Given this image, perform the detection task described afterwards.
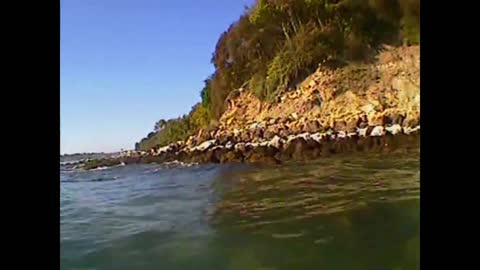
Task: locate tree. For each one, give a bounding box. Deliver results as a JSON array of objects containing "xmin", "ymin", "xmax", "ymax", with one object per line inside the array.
[{"xmin": 154, "ymin": 119, "xmax": 167, "ymax": 132}]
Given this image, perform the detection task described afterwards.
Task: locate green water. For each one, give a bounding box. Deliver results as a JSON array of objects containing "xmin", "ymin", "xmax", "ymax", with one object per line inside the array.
[{"xmin": 61, "ymin": 148, "xmax": 419, "ymax": 270}]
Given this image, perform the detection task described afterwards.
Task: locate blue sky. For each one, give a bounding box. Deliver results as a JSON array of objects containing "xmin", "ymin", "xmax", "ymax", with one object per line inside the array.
[{"xmin": 61, "ymin": 0, "xmax": 254, "ymax": 154}]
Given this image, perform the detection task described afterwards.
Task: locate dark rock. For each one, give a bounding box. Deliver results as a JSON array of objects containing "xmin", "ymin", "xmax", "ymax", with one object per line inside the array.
[
  {"xmin": 124, "ymin": 156, "xmax": 142, "ymax": 165},
  {"xmin": 220, "ymin": 150, "xmax": 243, "ymax": 163},
  {"xmin": 312, "ymin": 98, "xmax": 322, "ymax": 107},
  {"xmin": 254, "ymin": 145, "xmax": 278, "ymax": 157},
  {"xmin": 83, "ymin": 158, "xmax": 123, "ymax": 170},
  {"xmin": 385, "ymin": 114, "xmax": 405, "ymax": 126},
  {"xmin": 366, "ymin": 126, "xmax": 375, "ymax": 136},
  {"xmin": 283, "ymin": 137, "xmax": 310, "ymax": 160},
  {"xmin": 233, "ymin": 135, "xmax": 242, "ymax": 144},
  {"xmin": 279, "ymin": 128, "xmax": 290, "ymax": 138},
  {"xmin": 357, "ymin": 115, "xmax": 369, "ymax": 128},
  {"xmin": 218, "ymin": 135, "xmax": 230, "ymax": 145},
  {"xmin": 371, "ymin": 137, "xmax": 385, "ymax": 151},
  {"xmin": 235, "ymin": 143, "xmax": 246, "ymax": 153},
  {"xmin": 305, "ymin": 138, "xmax": 321, "ymax": 149},
  {"xmin": 356, "ymin": 137, "xmax": 374, "ymax": 152},
  {"xmin": 188, "ymin": 150, "xmax": 210, "ymax": 163},
  {"xmin": 244, "ymin": 146, "xmax": 280, "ymax": 164},
  {"xmin": 175, "ymin": 150, "xmax": 188, "ymax": 161},
  {"xmin": 209, "ymin": 147, "xmax": 227, "ymax": 163},
  {"xmin": 310, "ymin": 146, "xmax": 323, "ymax": 159},
  {"xmin": 253, "ymin": 128, "xmax": 264, "ymax": 139},
  {"xmin": 246, "ymin": 153, "xmax": 281, "ymax": 165},
  {"xmin": 320, "ymin": 140, "xmax": 335, "ymax": 156},
  {"xmin": 263, "ymin": 129, "xmax": 275, "ymax": 140},
  {"xmin": 245, "ymin": 143, "xmax": 256, "ymax": 152},
  {"xmin": 140, "ymin": 155, "xmax": 164, "ymax": 164},
  {"xmin": 333, "ymin": 136, "xmax": 357, "ymax": 153}
]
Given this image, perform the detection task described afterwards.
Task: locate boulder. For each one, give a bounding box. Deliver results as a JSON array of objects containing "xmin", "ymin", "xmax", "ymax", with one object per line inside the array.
[
  {"xmin": 370, "ymin": 126, "xmax": 385, "ymax": 136},
  {"xmin": 385, "ymin": 113, "xmax": 405, "ymax": 126},
  {"xmin": 220, "ymin": 150, "xmax": 244, "ymax": 163},
  {"xmin": 253, "ymin": 128, "xmax": 264, "ymax": 140},
  {"xmin": 279, "ymin": 128, "xmax": 290, "ymax": 138},
  {"xmin": 386, "ymin": 124, "xmax": 402, "ymax": 135},
  {"xmin": 357, "ymin": 114, "xmax": 369, "ymax": 128},
  {"xmin": 234, "ymin": 142, "xmax": 246, "ymax": 153},
  {"xmin": 244, "ymin": 146, "xmax": 280, "ymax": 164},
  {"xmin": 263, "ymin": 129, "xmax": 275, "ymax": 140},
  {"xmin": 208, "ymin": 147, "xmax": 228, "ymax": 163},
  {"xmin": 191, "ymin": 139, "xmax": 216, "ymax": 152},
  {"xmin": 357, "ymin": 127, "xmax": 368, "ymax": 137},
  {"xmin": 283, "ymin": 137, "xmax": 310, "ymax": 160},
  {"xmin": 268, "ymin": 135, "xmax": 284, "ymax": 149}
]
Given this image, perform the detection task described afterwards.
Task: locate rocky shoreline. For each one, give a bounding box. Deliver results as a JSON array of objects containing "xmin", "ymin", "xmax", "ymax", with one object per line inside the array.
[
  {"xmin": 82, "ymin": 122, "xmax": 419, "ymax": 170},
  {"xmin": 82, "ymin": 45, "xmax": 420, "ymax": 170}
]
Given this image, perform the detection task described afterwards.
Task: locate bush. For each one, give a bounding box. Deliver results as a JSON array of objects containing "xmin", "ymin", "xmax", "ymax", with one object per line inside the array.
[{"xmin": 136, "ymin": 103, "xmax": 212, "ymax": 150}]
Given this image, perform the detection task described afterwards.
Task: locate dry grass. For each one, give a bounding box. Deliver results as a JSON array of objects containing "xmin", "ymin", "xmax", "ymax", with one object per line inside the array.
[{"xmin": 219, "ymin": 45, "xmax": 420, "ymax": 129}]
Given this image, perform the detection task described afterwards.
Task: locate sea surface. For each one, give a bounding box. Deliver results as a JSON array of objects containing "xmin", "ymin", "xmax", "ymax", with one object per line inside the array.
[{"xmin": 60, "ymin": 148, "xmax": 420, "ymax": 270}]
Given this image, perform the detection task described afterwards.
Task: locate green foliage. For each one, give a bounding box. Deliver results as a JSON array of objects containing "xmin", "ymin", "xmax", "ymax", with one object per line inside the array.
[
  {"xmin": 154, "ymin": 119, "xmax": 167, "ymax": 132},
  {"xmin": 136, "ymin": 103, "xmax": 212, "ymax": 150},
  {"xmin": 189, "ymin": 103, "xmax": 211, "ymax": 131},
  {"xmin": 248, "ymin": 71, "xmax": 268, "ymax": 100},
  {"xmin": 264, "ymin": 23, "xmax": 341, "ymax": 99},
  {"xmin": 200, "ymin": 79, "xmax": 211, "ymax": 108},
  {"xmin": 399, "ymin": 0, "xmax": 420, "ymax": 45},
  {"xmin": 136, "ymin": 116, "xmax": 189, "ymax": 151},
  {"xmin": 136, "ymin": 75, "xmax": 215, "ymax": 150}
]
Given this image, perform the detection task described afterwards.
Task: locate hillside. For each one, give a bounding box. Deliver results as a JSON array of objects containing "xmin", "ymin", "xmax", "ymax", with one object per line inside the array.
[
  {"xmin": 135, "ymin": 0, "xmax": 420, "ymax": 153},
  {"xmin": 218, "ymin": 45, "xmax": 419, "ymax": 133}
]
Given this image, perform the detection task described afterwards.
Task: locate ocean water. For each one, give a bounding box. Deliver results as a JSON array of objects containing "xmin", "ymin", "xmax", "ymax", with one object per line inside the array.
[{"xmin": 60, "ymin": 148, "xmax": 420, "ymax": 270}]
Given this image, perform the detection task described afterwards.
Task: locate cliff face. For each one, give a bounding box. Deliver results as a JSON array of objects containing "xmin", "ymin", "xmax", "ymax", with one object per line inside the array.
[
  {"xmin": 84, "ymin": 45, "xmax": 420, "ymax": 169},
  {"xmin": 219, "ymin": 45, "xmax": 420, "ymax": 133}
]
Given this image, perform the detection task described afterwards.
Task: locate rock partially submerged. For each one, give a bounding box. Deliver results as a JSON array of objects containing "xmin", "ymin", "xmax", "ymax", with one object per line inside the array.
[{"xmin": 83, "ymin": 123, "xmax": 419, "ymax": 170}]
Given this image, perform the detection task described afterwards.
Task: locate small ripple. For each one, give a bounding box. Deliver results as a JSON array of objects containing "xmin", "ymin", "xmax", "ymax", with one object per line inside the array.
[{"xmin": 271, "ymin": 232, "xmax": 304, "ymax": 239}]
